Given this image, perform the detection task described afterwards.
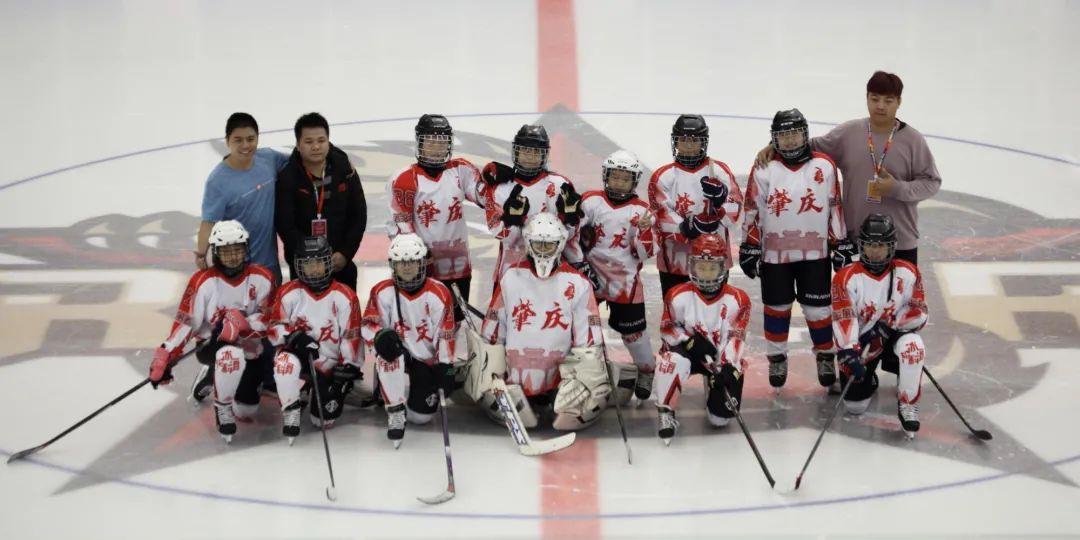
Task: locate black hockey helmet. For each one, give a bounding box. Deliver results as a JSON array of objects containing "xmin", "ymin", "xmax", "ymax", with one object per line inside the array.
[
  {"xmin": 295, "ymin": 236, "xmax": 334, "ymax": 292},
  {"xmin": 415, "ymin": 114, "xmax": 453, "ymax": 167},
  {"xmin": 770, "ymin": 108, "xmax": 811, "ymax": 165},
  {"xmin": 671, "ymin": 114, "xmax": 709, "ymax": 167},
  {"xmin": 512, "ymin": 124, "xmax": 550, "ymax": 176},
  {"xmin": 858, "ymin": 214, "xmax": 897, "ymax": 275}
]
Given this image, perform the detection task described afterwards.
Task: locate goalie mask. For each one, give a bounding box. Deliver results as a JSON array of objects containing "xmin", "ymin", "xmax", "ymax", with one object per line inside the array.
[
  {"xmin": 858, "ymin": 214, "xmax": 897, "ymax": 275},
  {"xmin": 770, "ymin": 108, "xmax": 811, "ymax": 165},
  {"xmin": 689, "ymin": 233, "xmax": 729, "ymax": 295},
  {"xmin": 295, "ymin": 236, "xmax": 333, "ymax": 292},
  {"xmin": 523, "ymin": 212, "xmax": 568, "ymax": 279},
  {"xmin": 208, "ymin": 220, "xmax": 249, "ymax": 278},
  {"xmin": 671, "ymin": 114, "xmax": 709, "ymax": 167},
  {"xmin": 388, "ymin": 233, "xmax": 429, "ymax": 293},
  {"xmin": 512, "ymin": 124, "xmax": 550, "ymax": 177},
  {"xmin": 602, "ymin": 150, "xmax": 643, "ymax": 202},
  {"xmin": 415, "ymin": 114, "xmax": 453, "ymax": 167}
]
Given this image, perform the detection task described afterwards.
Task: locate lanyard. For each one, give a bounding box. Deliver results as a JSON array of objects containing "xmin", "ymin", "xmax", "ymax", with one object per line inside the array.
[
  {"xmin": 866, "ymin": 120, "xmax": 897, "ymax": 180},
  {"xmin": 304, "ymin": 164, "xmax": 328, "ymax": 219}
]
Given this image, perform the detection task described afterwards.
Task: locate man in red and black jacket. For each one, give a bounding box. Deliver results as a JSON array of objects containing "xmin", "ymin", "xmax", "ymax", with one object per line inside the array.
[{"xmin": 275, "ymin": 112, "xmax": 367, "ymax": 290}]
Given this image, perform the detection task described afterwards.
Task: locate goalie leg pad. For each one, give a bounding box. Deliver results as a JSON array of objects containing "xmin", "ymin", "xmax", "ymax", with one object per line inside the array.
[
  {"xmin": 608, "ymin": 360, "xmax": 639, "ymax": 406},
  {"xmin": 554, "ymin": 346, "xmax": 611, "ymax": 419},
  {"xmin": 479, "ymin": 383, "xmax": 538, "ymax": 428},
  {"xmin": 462, "ymin": 327, "xmax": 508, "ymax": 402}
]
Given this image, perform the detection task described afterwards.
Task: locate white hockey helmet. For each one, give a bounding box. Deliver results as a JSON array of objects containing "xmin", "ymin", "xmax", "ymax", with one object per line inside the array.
[
  {"xmin": 208, "ymin": 220, "xmax": 249, "ymax": 277},
  {"xmin": 602, "ymin": 150, "xmax": 643, "ymax": 202},
  {"xmin": 523, "ymin": 212, "xmax": 568, "ymax": 279},
  {"xmin": 388, "ymin": 233, "xmax": 429, "ymax": 292}
]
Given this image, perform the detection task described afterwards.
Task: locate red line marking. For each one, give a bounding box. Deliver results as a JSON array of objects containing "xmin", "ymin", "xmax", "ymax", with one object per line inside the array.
[
  {"xmin": 541, "ymin": 438, "xmax": 600, "ymax": 539},
  {"xmin": 537, "ymin": 0, "xmax": 579, "ymax": 112}
]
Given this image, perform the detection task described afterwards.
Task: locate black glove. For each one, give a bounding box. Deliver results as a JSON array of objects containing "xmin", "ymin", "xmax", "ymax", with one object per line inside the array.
[
  {"xmin": 872, "ymin": 322, "xmax": 905, "ymax": 343},
  {"xmin": 373, "ymin": 328, "xmax": 404, "ymax": 361},
  {"xmin": 838, "ymin": 348, "xmax": 866, "ymax": 380},
  {"xmin": 500, "ymin": 184, "xmax": 530, "ymax": 228},
  {"xmin": 573, "ymin": 262, "xmax": 602, "ymax": 292},
  {"xmin": 330, "ymin": 363, "xmax": 362, "ymax": 396},
  {"xmin": 435, "ymin": 362, "xmax": 455, "ymax": 396},
  {"xmin": 680, "ymin": 332, "xmax": 718, "ymax": 365},
  {"xmin": 700, "ymin": 175, "xmax": 729, "ymax": 210},
  {"xmin": 579, "ymin": 223, "xmax": 597, "ymax": 252},
  {"xmin": 556, "ymin": 183, "xmax": 583, "ymax": 227},
  {"xmin": 831, "ymin": 239, "xmax": 857, "ymax": 272},
  {"xmin": 678, "ymin": 214, "xmax": 720, "ymax": 240},
  {"xmin": 481, "ymin": 161, "xmax": 515, "ymax": 186},
  {"xmin": 717, "ymin": 362, "xmax": 741, "ymax": 394},
  {"xmin": 283, "ymin": 330, "xmax": 319, "ymax": 360},
  {"xmin": 738, "ymin": 242, "xmax": 762, "ymax": 279}
]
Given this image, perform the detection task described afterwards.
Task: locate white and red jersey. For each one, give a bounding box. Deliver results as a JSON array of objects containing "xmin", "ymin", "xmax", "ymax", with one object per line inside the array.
[
  {"xmin": 360, "ymin": 278, "xmax": 455, "ymax": 366},
  {"xmin": 161, "ymin": 265, "xmax": 275, "ymax": 358},
  {"xmin": 648, "ymin": 158, "xmax": 743, "ymax": 275},
  {"xmin": 481, "ymin": 261, "xmax": 603, "ymax": 396},
  {"xmin": 660, "ymin": 282, "xmax": 752, "ymax": 369},
  {"xmin": 743, "ymin": 153, "xmax": 847, "ymax": 264},
  {"xmin": 831, "ymin": 260, "xmax": 928, "ymax": 352},
  {"xmin": 265, "ymin": 280, "xmax": 362, "ymax": 372},
  {"xmin": 387, "ymin": 159, "xmax": 484, "ymax": 280},
  {"xmin": 579, "ymin": 191, "xmax": 655, "ymax": 304},
  {"xmin": 484, "ymin": 170, "xmax": 585, "ymax": 279}
]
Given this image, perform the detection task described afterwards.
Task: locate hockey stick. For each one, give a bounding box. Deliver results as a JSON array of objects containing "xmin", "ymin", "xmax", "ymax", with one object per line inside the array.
[
  {"xmin": 8, "ymin": 344, "xmax": 202, "ymax": 464},
  {"xmin": 600, "ymin": 344, "xmax": 633, "ymax": 465},
  {"xmin": 449, "ymin": 283, "xmax": 575, "ymax": 456},
  {"xmin": 922, "ymin": 366, "xmax": 992, "ymax": 441},
  {"xmin": 417, "ymin": 388, "xmax": 456, "ymax": 504},
  {"xmin": 792, "ymin": 376, "xmax": 856, "ymax": 491},
  {"xmin": 305, "ymin": 359, "xmax": 339, "ymax": 501},
  {"xmin": 715, "ymin": 377, "xmax": 775, "ymax": 488}
]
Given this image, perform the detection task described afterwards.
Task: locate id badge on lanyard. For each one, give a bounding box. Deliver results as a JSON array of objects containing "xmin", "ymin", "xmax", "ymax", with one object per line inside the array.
[
  {"xmin": 307, "ymin": 166, "xmax": 330, "ymax": 237},
  {"xmin": 311, "ymin": 217, "xmax": 327, "ymax": 237},
  {"xmin": 866, "ymin": 121, "xmax": 896, "ymax": 204}
]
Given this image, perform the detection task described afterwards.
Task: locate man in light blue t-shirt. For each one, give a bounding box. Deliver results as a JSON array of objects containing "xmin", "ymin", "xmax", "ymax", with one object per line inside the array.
[{"xmin": 196, "ymin": 113, "xmax": 289, "ymax": 283}]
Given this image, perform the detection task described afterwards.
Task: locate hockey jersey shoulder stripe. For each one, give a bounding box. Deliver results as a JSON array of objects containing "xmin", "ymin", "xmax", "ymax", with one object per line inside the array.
[
  {"xmin": 810, "ymin": 151, "xmax": 838, "ymax": 169},
  {"xmin": 650, "ymin": 162, "xmax": 677, "ymax": 182},
  {"xmin": 423, "ymin": 278, "xmax": 454, "ymax": 306},
  {"xmin": 246, "ymin": 263, "xmax": 275, "ymax": 283}
]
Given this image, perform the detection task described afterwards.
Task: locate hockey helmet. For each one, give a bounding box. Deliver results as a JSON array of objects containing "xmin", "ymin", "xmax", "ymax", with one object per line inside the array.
[
  {"xmin": 689, "ymin": 233, "xmax": 729, "ymax": 294},
  {"xmin": 208, "ymin": 220, "xmax": 249, "ymax": 278},
  {"xmin": 858, "ymin": 214, "xmax": 897, "ymax": 275},
  {"xmin": 523, "ymin": 212, "xmax": 568, "ymax": 279},
  {"xmin": 602, "ymin": 150, "xmax": 644, "ymax": 202},
  {"xmin": 671, "ymin": 114, "xmax": 709, "ymax": 167},
  {"xmin": 388, "ymin": 233, "xmax": 429, "ymax": 292},
  {"xmin": 512, "ymin": 124, "xmax": 550, "ymax": 177},
  {"xmin": 415, "ymin": 114, "xmax": 453, "ymax": 167},
  {"xmin": 770, "ymin": 108, "xmax": 811, "ymax": 165},
  {"xmin": 295, "ymin": 236, "xmax": 334, "ymax": 292}
]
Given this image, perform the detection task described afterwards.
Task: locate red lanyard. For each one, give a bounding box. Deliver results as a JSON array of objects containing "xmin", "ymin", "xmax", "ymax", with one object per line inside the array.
[
  {"xmin": 304, "ymin": 165, "xmax": 327, "ymax": 219},
  {"xmin": 866, "ymin": 120, "xmax": 897, "ymax": 179}
]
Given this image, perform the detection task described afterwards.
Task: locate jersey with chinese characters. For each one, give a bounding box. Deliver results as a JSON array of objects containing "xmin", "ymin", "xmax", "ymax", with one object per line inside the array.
[
  {"xmin": 831, "ymin": 260, "xmax": 927, "ymax": 353},
  {"xmin": 648, "ymin": 158, "xmax": 743, "ymax": 275},
  {"xmin": 660, "ymin": 282, "xmax": 751, "ymax": 370},
  {"xmin": 361, "ymin": 278, "xmax": 455, "ymax": 366},
  {"xmin": 743, "ymin": 152, "xmax": 847, "ymax": 264},
  {"xmin": 161, "ymin": 264, "xmax": 274, "ymax": 358},
  {"xmin": 481, "ymin": 261, "xmax": 603, "ymax": 396},
  {"xmin": 484, "ymin": 170, "xmax": 584, "ymax": 280},
  {"xmin": 579, "ymin": 191, "xmax": 655, "ymax": 304},
  {"xmin": 387, "ymin": 159, "xmax": 484, "ymax": 280},
  {"xmin": 265, "ymin": 280, "xmax": 362, "ymax": 372}
]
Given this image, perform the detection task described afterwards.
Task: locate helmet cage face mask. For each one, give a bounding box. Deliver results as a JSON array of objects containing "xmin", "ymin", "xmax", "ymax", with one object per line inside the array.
[
  {"xmin": 859, "ymin": 239, "xmax": 896, "ymax": 274},
  {"xmin": 416, "ymin": 133, "xmax": 452, "ymax": 167},
  {"xmin": 522, "ymin": 214, "xmax": 567, "ymax": 279},
  {"xmin": 390, "ymin": 259, "xmax": 426, "ymax": 292},
  {"xmin": 689, "ymin": 255, "xmax": 728, "ymax": 294},
  {"xmin": 671, "ymin": 135, "xmax": 708, "ymax": 167},
  {"xmin": 208, "ymin": 220, "xmax": 250, "ymax": 278},
  {"xmin": 297, "ymin": 252, "xmax": 333, "ymax": 291},
  {"xmin": 213, "ymin": 243, "xmax": 249, "ymax": 278},
  {"xmin": 771, "ymin": 126, "xmax": 810, "ymax": 161},
  {"xmin": 513, "ymin": 145, "xmax": 548, "ymax": 176},
  {"xmin": 603, "ymin": 166, "xmax": 641, "ymax": 202}
]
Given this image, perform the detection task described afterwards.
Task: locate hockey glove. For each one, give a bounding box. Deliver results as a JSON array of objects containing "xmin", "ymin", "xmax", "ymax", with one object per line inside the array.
[
  {"xmin": 872, "ymin": 322, "xmax": 906, "ymax": 343},
  {"xmin": 556, "ymin": 183, "xmax": 584, "ymax": 227},
  {"xmin": 435, "ymin": 362, "xmax": 455, "ymax": 397},
  {"xmin": 330, "ymin": 362, "xmax": 362, "ymax": 396},
  {"xmin": 738, "ymin": 242, "xmax": 762, "ymax": 279},
  {"xmin": 481, "ymin": 161, "xmax": 515, "ymax": 186},
  {"xmin": 283, "ymin": 330, "xmax": 319, "ymax": 361},
  {"xmin": 678, "ymin": 214, "xmax": 720, "ymax": 240},
  {"xmin": 700, "ymin": 175, "xmax": 729, "ymax": 215},
  {"xmin": 716, "ymin": 362, "xmax": 742, "ymax": 410},
  {"xmin": 579, "ymin": 223, "xmax": 598, "ymax": 253},
  {"xmin": 837, "ymin": 348, "xmax": 866, "ymax": 380},
  {"xmin": 572, "ymin": 261, "xmax": 602, "ymax": 292},
  {"xmin": 219, "ymin": 308, "xmax": 251, "ymax": 344},
  {"xmin": 149, "ymin": 345, "xmax": 175, "ymax": 388},
  {"xmin": 500, "ymin": 184, "xmax": 530, "ymax": 228},
  {"xmin": 373, "ymin": 328, "xmax": 405, "ymax": 361},
  {"xmin": 830, "ymin": 239, "xmax": 857, "ymax": 272},
  {"xmin": 681, "ymin": 332, "xmax": 718, "ymax": 366}
]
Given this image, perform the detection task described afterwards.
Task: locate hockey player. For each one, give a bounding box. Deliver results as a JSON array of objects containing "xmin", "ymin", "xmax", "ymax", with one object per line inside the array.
[
  {"xmin": 481, "ymin": 124, "xmax": 585, "ymax": 284},
  {"xmin": 361, "ymin": 233, "xmax": 456, "ymax": 448},
  {"xmin": 387, "ymin": 114, "xmax": 484, "ymax": 331},
  {"xmin": 832, "ymin": 214, "xmax": 928, "ymax": 437},
  {"xmin": 740, "ymin": 109, "xmax": 856, "ymax": 391},
  {"xmin": 265, "ymin": 236, "xmax": 362, "ymax": 444},
  {"xmin": 579, "ymin": 150, "xmax": 657, "ymax": 402},
  {"xmin": 478, "ymin": 212, "xmax": 610, "ymax": 431},
  {"xmin": 148, "ymin": 220, "xmax": 275, "ymax": 443},
  {"xmin": 649, "ymin": 114, "xmax": 743, "ymax": 299},
  {"xmin": 652, "ymin": 233, "xmax": 751, "ymax": 445}
]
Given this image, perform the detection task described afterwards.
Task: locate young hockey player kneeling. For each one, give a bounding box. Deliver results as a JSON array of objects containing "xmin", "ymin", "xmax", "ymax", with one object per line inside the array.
[{"xmin": 652, "ymin": 233, "xmax": 752, "ymax": 445}]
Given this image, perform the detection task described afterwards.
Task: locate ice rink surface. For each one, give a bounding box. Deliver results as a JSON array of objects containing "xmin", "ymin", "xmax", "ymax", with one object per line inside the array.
[{"xmin": 1, "ymin": 1, "xmax": 1078, "ymax": 538}]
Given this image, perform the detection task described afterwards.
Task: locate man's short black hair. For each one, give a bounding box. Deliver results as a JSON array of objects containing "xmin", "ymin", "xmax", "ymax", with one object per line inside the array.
[
  {"xmin": 294, "ymin": 112, "xmax": 330, "ymax": 140},
  {"xmin": 225, "ymin": 112, "xmax": 259, "ymax": 138}
]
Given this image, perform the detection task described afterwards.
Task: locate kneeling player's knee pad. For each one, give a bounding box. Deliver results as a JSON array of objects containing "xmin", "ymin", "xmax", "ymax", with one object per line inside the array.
[
  {"xmin": 609, "ymin": 360, "xmax": 638, "ymax": 406},
  {"xmin": 310, "ymin": 378, "xmax": 345, "ymax": 422},
  {"xmin": 406, "ymin": 360, "xmax": 439, "ymax": 415},
  {"xmin": 706, "ymin": 374, "xmax": 743, "ymax": 419},
  {"xmin": 309, "ymin": 412, "xmax": 335, "ymax": 428},
  {"xmin": 479, "ymin": 384, "xmax": 538, "ymax": 429},
  {"xmin": 406, "ymin": 407, "xmax": 434, "ymax": 425}
]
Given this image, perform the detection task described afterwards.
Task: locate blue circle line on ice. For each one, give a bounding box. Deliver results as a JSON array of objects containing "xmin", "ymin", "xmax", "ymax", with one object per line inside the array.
[
  {"xmin": 1, "ymin": 110, "xmax": 1076, "ymax": 193},
  {"xmin": 2, "ymin": 447, "xmax": 1077, "ymax": 519}
]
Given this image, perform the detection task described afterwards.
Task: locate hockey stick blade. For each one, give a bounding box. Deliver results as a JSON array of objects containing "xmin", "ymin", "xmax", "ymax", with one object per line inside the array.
[
  {"xmin": 922, "ymin": 366, "xmax": 993, "ymax": 441},
  {"xmin": 519, "ymin": 432, "xmax": 577, "ymax": 456},
  {"xmin": 417, "ymin": 488, "xmax": 456, "ymax": 505}
]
